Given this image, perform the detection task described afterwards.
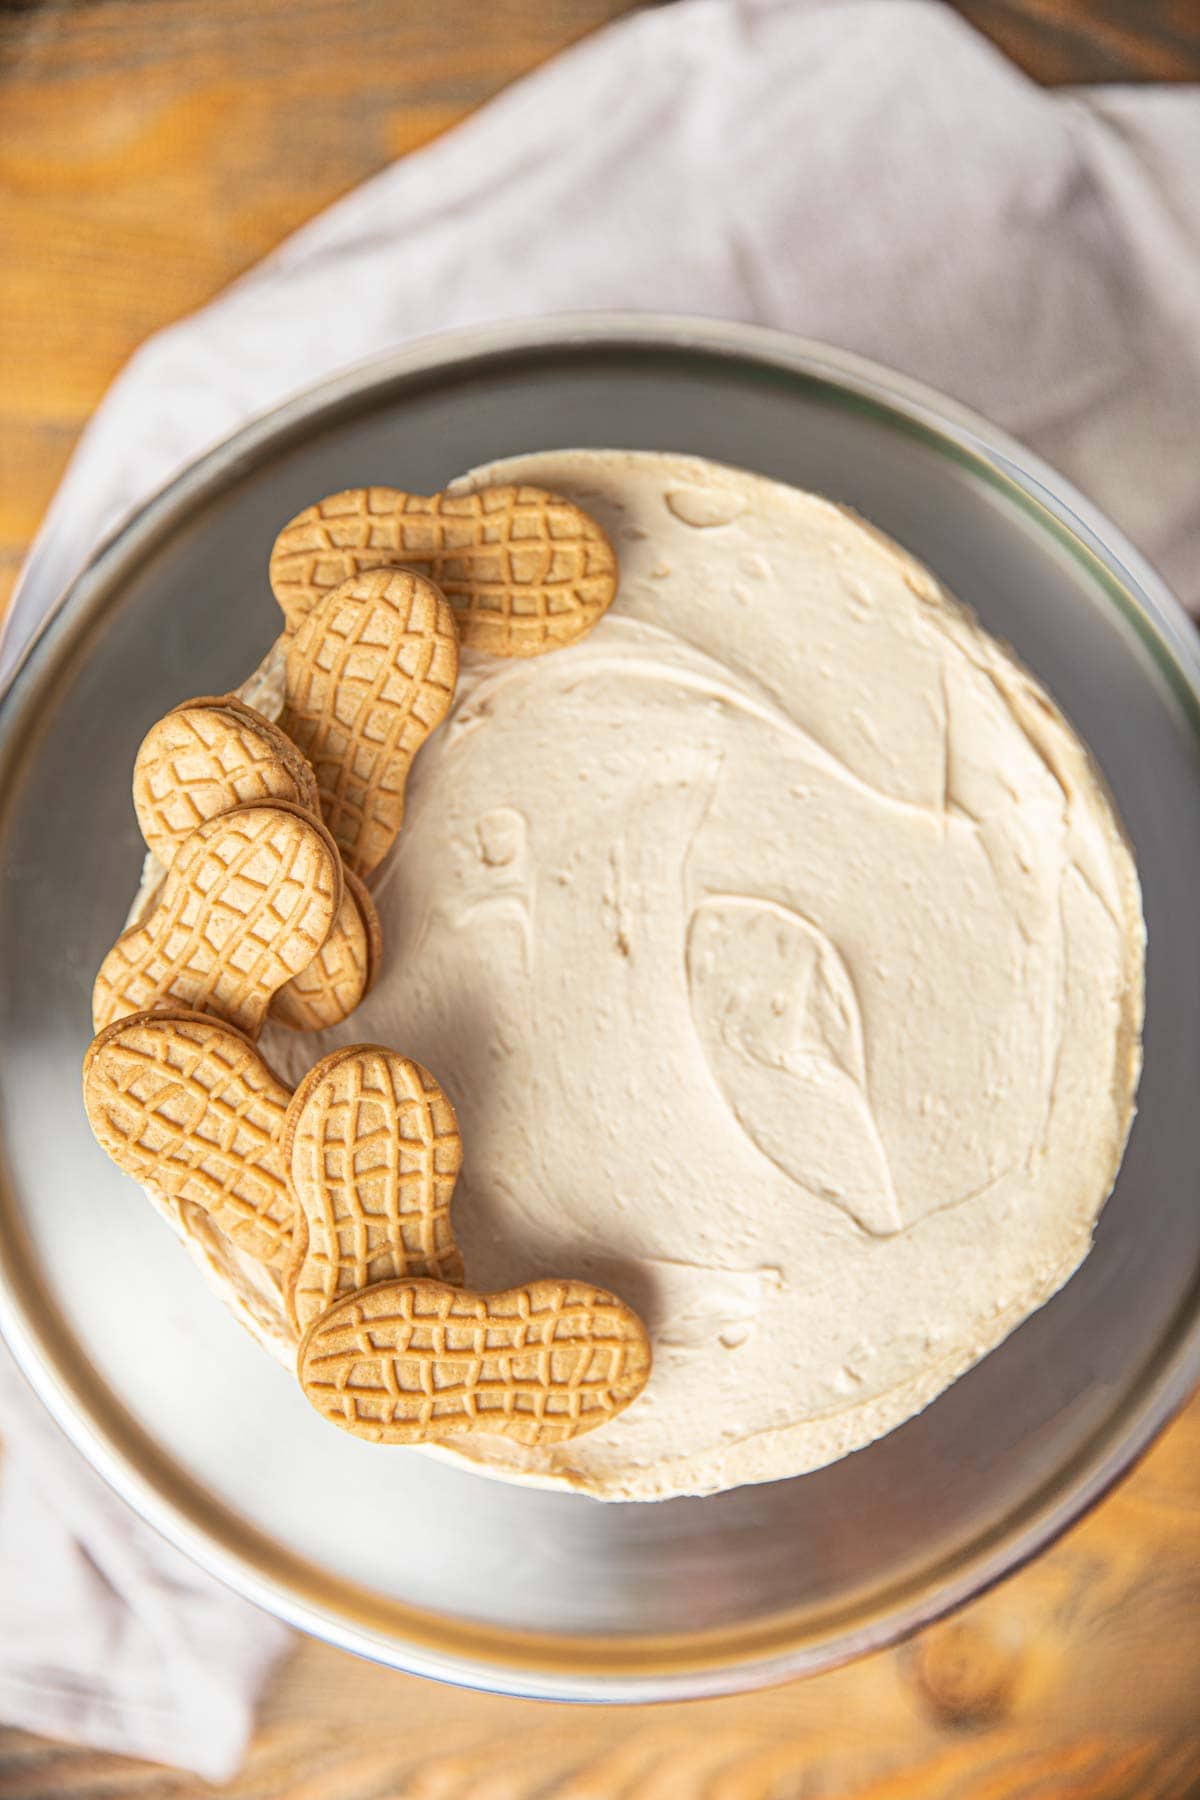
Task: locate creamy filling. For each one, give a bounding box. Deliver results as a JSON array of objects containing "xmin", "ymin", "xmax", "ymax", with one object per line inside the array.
[{"xmin": 133, "ymin": 451, "xmax": 1144, "ymax": 1501}]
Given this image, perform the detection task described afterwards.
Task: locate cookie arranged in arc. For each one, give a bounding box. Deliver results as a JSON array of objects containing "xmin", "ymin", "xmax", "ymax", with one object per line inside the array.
[
  {"xmin": 93, "ymin": 802, "xmax": 343, "ymax": 1037},
  {"xmin": 283, "ymin": 1046, "xmax": 465, "ymax": 1334},
  {"xmin": 269, "ymin": 868, "xmax": 382, "ymax": 1033},
  {"xmin": 297, "ymin": 1277, "xmax": 652, "ymax": 1446},
  {"xmin": 83, "ymin": 1010, "xmax": 294, "ymax": 1267},
  {"xmin": 135, "ymin": 697, "xmax": 375, "ymax": 1033},
  {"xmin": 133, "ymin": 695, "xmax": 321, "ymax": 867},
  {"xmin": 87, "ymin": 481, "xmax": 649, "ymax": 1452},
  {"xmin": 278, "ymin": 568, "xmax": 459, "ymax": 878},
  {"xmin": 269, "ymin": 484, "xmax": 619, "ymax": 658}
]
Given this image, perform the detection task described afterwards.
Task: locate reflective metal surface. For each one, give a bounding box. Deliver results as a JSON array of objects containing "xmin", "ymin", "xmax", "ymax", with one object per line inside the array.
[{"xmin": 2, "ymin": 317, "xmax": 1199, "ymax": 1699}]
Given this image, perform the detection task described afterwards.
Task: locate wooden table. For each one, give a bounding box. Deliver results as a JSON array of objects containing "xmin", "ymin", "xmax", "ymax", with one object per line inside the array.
[{"xmin": 2, "ymin": 4, "xmax": 1199, "ymax": 1796}]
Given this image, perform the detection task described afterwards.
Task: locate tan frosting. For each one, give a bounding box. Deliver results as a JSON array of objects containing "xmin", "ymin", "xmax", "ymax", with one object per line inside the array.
[{"xmin": 131, "ymin": 450, "xmax": 1145, "ymax": 1501}]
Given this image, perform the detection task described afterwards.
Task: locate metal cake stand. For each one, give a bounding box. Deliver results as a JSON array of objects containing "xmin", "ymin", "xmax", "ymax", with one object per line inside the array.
[{"xmin": 1, "ymin": 316, "xmax": 1199, "ymax": 1698}]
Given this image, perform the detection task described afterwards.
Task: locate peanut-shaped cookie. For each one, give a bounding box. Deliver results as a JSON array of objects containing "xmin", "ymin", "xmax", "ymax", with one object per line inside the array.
[
  {"xmin": 134, "ymin": 697, "xmax": 374, "ymax": 1033},
  {"xmin": 268, "ymin": 867, "xmax": 381, "ymax": 1033},
  {"xmin": 133, "ymin": 696, "xmax": 321, "ymax": 866},
  {"xmin": 83, "ymin": 1010, "xmax": 294, "ymax": 1267},
  {"xmin": 269, "ymin": 484, "xmax": 618, "ymax": 657},
  {"xmin": 297, "ymin": 1277, "xmax": 651, "ymax": 1446},
  {"xmin": 93, "ymin": 802, "xmax": 342, "ymax": 1037},
  {"xmin": 278, "ymin": 569, "xmax": 459, "ymax": 877},
  {"xmin": 282, "ymin": 1046, "xmax": 464, "ymax": 1334}
]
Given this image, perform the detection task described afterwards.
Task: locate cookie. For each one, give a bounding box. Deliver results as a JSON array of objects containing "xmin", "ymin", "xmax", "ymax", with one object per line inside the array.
[
  {"xmin": 133, "ymin": 695, "xmax": 321, "ymax": 866},
  {"xmin": 269, "ymin": 868, "xmax": 381, "ymax": 1032},
  {"xmin": 297, "ymin": 1276, "xmax": 651, "ymax": 1446},
  {"xmin": 93, "ymin": 801, "xmax": 342, "ymax": 1037},
  {"xmin": 278, "ymin": 568, "xmax": 459, "ymax": 877},
  {"xmin": 269, "ymin": 484, "xmax": 618, "ymax": 657},
  {"xmin": 83, "ymin": 1010, "xmax": 294, "ymax": 1267},
  {"xmin": 282, "ymin": 1046, "xmax": 464, "ymax": 1334},
  {"xmin": 135, "ymin": 698, "xmax": 375, "ymax": 1031}
]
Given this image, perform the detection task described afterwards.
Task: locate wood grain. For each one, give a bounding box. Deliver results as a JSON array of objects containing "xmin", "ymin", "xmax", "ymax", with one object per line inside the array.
[
  {"xmin": 2, "ymin": 1395, "xmax": 1200, "ymax": 1795},
  {"xmin": 3, "ymin": 2, "xmax": 1200, "ymax": 1796},
  {"xmin": 0, "ymin": 0, "xmax": 643, "ymax": 616},
  {"xmin": 953, "ymin": 1, "xmax": 1200, "ymax": 84},
  {"xmin": 1, "ymin": 0, "xmax": 1198, "ymax": 620}
]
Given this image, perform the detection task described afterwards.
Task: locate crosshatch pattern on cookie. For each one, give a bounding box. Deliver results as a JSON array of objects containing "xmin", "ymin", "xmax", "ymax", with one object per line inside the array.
[
  {"xmin": 284, "ymin": 1049, "xmax": 464, "ymax": 1333},
  {"xmin": 84, "ymin": 1011, "xmax": 294, "ymax": 1266},
  {"xmin": 298, "ymin": 1277, "xmax": 652, "ymax": 1445},
  {"xmin": 93, "ymin": 803, "xmax": 342, "ymax": 1036},
  {"xmin": 269, "ymin": 868, "xmax": 377, "ymax": 1032},
  {"xmin": 279, "ymin": 568, "xmax": 459, "ymax": 877},
  {"xmin": 133, "ymin": 701, "xmax": 320, "ymax": 867},
  {"xmin": 269, "ymin": 485, "xmax": 619, "ymax": 656}
]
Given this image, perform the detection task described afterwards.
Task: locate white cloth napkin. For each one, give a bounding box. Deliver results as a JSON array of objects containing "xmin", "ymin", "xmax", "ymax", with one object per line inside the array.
[
  {"xmin": 0, "ymin": 1343, "xmax": 288, "ymax": 1780},
  {"xmin": 1, "ymin": 0, "xmax": 1198, "ymax": 1778}
]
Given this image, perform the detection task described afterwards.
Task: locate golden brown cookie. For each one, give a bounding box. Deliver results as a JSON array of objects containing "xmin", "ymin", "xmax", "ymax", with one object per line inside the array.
[
  {"xmin": 135, "ymin": 699, "xmax": 376, "ymax": 1033},
  {"xmin": 297, "ymin": 1277, "xmax": 652, "ymax": 1446},
  {"xmin": 83, "ymin": 1009, "xmax": 294, "ymax": 1267},
  {"xmin": 343, "ymin": 868, "xmax": 383, "ymax": 989},
  {"xmin": 268, "ymin": 867, "xmax": 381, "ymax": 1032},
  {"xmin": 269, "ymin": 484, "xmax": 618, "ymax": 657},
  {"xmin": 278, "ymin": 568, "xmax": 459, "ymax": 877},
  {"xmin": 93, "ymin": 802, "xmax": 342, "ymax": 1037},
  {"xmin": 282, "ymin": 1046, "xmax": 464, "ymax": 1334},
  {"xmin": 133, "ymin": 695, "xmax": 321, "ymax": 866}
]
